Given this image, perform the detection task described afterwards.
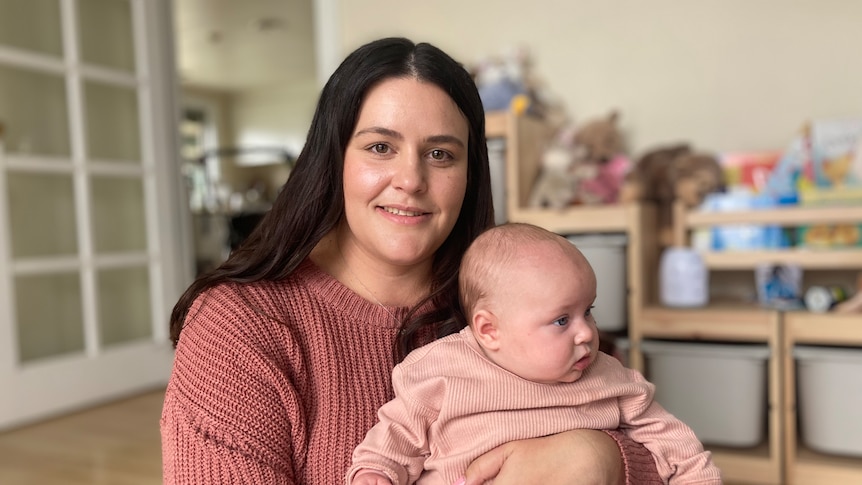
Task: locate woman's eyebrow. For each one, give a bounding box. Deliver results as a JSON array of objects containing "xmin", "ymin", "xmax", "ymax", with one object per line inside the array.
[
  {"xmin": 425, "ymin": 134, "xmax": 465, "ymax": 148},
  {"xmin": 353, "ymin": 128, "xmax": 465, "ymax": 148},
  {"xmin": 354, "ymin": 126, "xmax": 402, "ymax": 139}
]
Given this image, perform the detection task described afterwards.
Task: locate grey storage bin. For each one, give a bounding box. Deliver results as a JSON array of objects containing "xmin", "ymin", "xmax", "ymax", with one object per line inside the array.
[
  {"xmin": 794, "ymin": 345, "xmax": 862, "ymax": 457},
  {"xmin": 640, "ymin": 339, "xmax": 770, "ymax": 447},
  {"xmin": 566, "ymin": 234, "xmax": 627, "ymax": 331}
]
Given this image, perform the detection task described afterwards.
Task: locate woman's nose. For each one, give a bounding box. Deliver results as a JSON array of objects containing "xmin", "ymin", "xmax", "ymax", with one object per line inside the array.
[{"xmin": 392, "ymin": 153, "xmax": 427, "ymax": 193}]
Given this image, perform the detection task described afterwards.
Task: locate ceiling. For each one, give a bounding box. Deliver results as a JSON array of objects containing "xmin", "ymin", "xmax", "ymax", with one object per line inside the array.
[{"xmin": 173, "ymin": 0, "xmax": 317, "ymax": 91}]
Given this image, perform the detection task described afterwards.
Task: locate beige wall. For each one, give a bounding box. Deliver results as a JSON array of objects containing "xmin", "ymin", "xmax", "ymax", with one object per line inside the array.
[{"xmin": 338, "ymin": 0, "xmax": 862, "ymax": 155}]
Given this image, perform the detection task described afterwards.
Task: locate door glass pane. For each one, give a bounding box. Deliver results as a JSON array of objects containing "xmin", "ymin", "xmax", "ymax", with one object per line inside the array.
[
  {"xmin": 77, "ymin": 0, "xmax": 135, "ymax": 72},
  {"xmin": 90, "ymin": 175, "xmax": 146, "ymax": 252},
  {"xmin": 84, "ymin": 80, "xmax": 140, "ymax": 161},
  {"xmin": 6, "ymin": 172, "xmax": 78, "ymax": 258},
  {"xmin": 0, "ymin": 0, "xmax": 63, "ymax": 56},
  {"xmin": 15, "ymin": 272, "xmax": 85, "ymax": 363},
  {"xmin": 0, "ymin": 64, "xmax": 71, "ymax": 156},
  {"xmin": 97, "ymin": 265, "xmax": 151, "ymax": 346}
]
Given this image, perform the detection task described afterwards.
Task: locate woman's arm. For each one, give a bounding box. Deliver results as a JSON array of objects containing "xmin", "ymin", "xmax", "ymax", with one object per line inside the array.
[
  {"xmin": 461, "ymin": 429, "xmax": 662, "ymax": 485},
  {"xmin": 161, "ymin": 289, "xmax": 299, "ymax": 484}
]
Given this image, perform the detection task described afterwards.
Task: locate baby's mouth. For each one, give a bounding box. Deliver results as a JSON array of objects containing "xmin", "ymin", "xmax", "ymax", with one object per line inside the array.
[{"xmin": 574, "ymin": 353, "xmax": 592, "ymax": 371}]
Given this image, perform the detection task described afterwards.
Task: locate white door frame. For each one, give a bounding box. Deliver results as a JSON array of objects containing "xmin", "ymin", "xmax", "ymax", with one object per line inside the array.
[{"xmin": 0, "ymin": 0, "xmax": 189, "ymax": 431}]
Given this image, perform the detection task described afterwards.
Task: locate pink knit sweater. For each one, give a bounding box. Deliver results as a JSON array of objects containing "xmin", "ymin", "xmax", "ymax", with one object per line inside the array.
[{"xmin": 161, "ymin": 260, "xmax": 662, "ymax": 484}]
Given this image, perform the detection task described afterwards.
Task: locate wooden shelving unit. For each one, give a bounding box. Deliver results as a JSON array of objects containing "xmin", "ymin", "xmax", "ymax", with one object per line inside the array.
[
  {"xmin": 667, "ymin": 202, "xmax": 862, "ymax": 485},
  {"xmin": 636, "ymin": 305, "xmax": 784, "ymax": 484},
  {"xmin": 783, "ymin": 312, "xmax": 862, "ymax": 484},
  {"xmin": 487, "ymin": 110, "xmax": 862, "ymax": 484}
]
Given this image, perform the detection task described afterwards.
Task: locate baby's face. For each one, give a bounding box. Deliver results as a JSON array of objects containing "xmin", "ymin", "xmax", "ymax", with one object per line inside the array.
[{"xmin": 490, "ymin": 242, "xmax": 598, "ymax": 384}]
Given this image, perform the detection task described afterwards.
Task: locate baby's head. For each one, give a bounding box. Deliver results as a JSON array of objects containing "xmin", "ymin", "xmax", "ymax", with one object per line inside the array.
[{"xmin": 458, "ymin": 223, "xmax": 599, "ymax": 384}]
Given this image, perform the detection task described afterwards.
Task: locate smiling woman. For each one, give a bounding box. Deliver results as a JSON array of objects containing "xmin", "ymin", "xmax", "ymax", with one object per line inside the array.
[
  {"xmin": 337, "ymin": 77, "xmax": 470, "ymax": 299},
  {"xmin": 161, "ymin": 37, "xmax": 661, "ymax": 485}
]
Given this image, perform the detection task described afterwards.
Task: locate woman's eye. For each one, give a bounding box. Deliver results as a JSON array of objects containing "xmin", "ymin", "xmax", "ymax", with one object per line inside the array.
[
  {"xmin": 552, "ymin": 316, "xmax": 569, "ymax": 327},
  {"xmin": 370, "ymin": 143, "xmax": 390, "ymax": 155},
  {"xmin": 429, "ymin": 149, "xmax": 453, "ymax": 162}
]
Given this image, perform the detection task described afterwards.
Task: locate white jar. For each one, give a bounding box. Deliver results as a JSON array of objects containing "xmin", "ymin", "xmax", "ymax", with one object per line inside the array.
[{"xmin": 660, "ymin": 247, "xmax": 708, "ymax": 307}]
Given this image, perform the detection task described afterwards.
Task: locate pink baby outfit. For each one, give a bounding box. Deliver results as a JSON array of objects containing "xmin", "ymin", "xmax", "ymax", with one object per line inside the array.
[{"xmin": 348, "ymin": 327, "xmax": 721, "ymax": 485}]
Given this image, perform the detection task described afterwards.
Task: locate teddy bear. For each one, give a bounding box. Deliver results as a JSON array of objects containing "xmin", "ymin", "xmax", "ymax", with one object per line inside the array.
[
  {"xmin": 528, "ymin": 138, "xmax": 579, "ymax": 209},
  {"xmin": 619, "ymin": 143, "xmax": 725, "ymax": 246},
  {"xmin": 529, "ymin": 111, "xmax": 629, "ymax": 208},
  {"xmin": 569, "ymin": 110, "xmax": 630, "ymax": 205}
]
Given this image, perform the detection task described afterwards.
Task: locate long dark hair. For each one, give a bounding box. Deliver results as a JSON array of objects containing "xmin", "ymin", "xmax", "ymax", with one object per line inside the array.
[{"xmin": 169, "ymin": 37, "xmax": 494, "ymax": 359}]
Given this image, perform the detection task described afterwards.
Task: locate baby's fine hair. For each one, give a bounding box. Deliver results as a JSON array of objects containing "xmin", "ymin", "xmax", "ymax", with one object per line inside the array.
[{"xmin": 458, "ymin": 223, "xmax": 578, "ymax": 320}]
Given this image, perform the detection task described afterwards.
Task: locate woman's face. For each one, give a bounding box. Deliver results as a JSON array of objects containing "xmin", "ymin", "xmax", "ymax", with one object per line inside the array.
[{"xmin": 341, "ymin": 77, "xmax": 469, "ymax": 270}]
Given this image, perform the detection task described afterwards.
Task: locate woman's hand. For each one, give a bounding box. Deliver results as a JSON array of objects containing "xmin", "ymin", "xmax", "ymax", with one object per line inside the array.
[
  {"xmin": 460, "ymin": 429, "xmax": 625, "ymax": 485},
  {"xmin": 350, "ymin": 469, "xmax": 394, "ymax": 485}
]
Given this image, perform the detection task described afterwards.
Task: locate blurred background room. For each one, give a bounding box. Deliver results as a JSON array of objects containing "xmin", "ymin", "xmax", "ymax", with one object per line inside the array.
[{"xmin": 1, "ymin": 0, "xmax": 861, "ymax": 483}]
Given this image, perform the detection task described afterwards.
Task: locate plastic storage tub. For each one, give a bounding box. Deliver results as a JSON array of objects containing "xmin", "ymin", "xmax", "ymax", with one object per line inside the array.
[
  {"xmin": 794, "ymin": 345, "xmax": 862, "ymax": 457},
  {"xmin": 566, "ymin": 234, "xmax": 627, "ymax": 331},
  {"xmin": 640, "ymin": 340, "xmax": 770, "ymax": 447}
]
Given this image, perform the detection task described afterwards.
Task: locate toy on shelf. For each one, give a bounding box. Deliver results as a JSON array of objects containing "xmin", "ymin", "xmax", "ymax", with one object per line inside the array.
[
  {"xmin": 472, "ymin": 46, "xmax": 559, "ymax": 119},
  {"xmin": 619, "ymin": 143, "xmax": 725, "ymax": 246},
  {"xmin": 528, "ymin": 111, "xmax": 630, "ymax": 208},
  {"xmin": 764, "ymin": 118, "xmax": 862, "ymax": 205}
]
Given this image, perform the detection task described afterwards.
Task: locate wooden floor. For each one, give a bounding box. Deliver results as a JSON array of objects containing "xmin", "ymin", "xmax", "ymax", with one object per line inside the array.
[{"xmin": 0, "ymin": 389, "xmax": 165, "ymax": 485}]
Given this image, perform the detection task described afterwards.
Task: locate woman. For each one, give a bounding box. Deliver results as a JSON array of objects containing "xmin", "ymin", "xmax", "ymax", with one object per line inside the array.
[{"xmin": 161, "ymin": 37, "xmax": 660, "ymax": 484}]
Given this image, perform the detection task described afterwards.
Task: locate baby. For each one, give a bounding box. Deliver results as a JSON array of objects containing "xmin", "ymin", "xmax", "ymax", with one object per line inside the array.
[{"xmin": 347, "ymin": 222, "xmax": 721, "ymax": 485}]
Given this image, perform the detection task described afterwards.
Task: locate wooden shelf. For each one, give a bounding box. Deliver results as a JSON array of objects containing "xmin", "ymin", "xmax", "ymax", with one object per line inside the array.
[
  {"xmin": 508, "ymin": 204, "xmax": 633, "ymax": 234},
  {"xmin": 710, "ymin": 444, "xmax": 780, "ymax": 485},
  {"xmin": 486, "ymin": 110, "xmax": 637, "ymax": 235},
  {"xmin": 790, "ymin": 447, "xmax": 862, "ymax": 484},
  {"xmin": 684, "ymin": 205, "xmax": 862, "ymax": 227},
  {"xmin": 485, "ymin": 111, "xmax": 508, "ymax": 138},
  {"xmin": 700, "ymin": 248, "xmax": 862, "ymax": 270},
  {"xmin": 785, "ymin": 311, "xmax": 862, "ymax": 345},
  {"xmin": 638, "ymin": 305, "xmax": 775, "ymax": 341}
]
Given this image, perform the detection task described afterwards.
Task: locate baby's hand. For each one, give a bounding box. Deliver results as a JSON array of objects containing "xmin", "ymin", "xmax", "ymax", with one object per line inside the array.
[{"xmin": 350, "ymin": 469, "xmax": 394, "ymax": 485}]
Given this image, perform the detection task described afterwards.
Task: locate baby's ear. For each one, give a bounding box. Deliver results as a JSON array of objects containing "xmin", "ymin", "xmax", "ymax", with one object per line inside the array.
[{"xmin": 472, "ymin": 309, "xmax": 501, "ymax": 351}]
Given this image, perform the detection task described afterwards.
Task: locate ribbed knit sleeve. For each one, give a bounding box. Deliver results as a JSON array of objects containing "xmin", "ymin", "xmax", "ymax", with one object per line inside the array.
[
  {"xmin": 161, "ymin": 283, "xmax": 300, "ymax": 484},
  {"xmin": 605, "ymin": 430, "xmax": 664, "ymax": 485},
  {"xmin": 161, "ymin": 261, "xmax": 405, "ymax": 485}
]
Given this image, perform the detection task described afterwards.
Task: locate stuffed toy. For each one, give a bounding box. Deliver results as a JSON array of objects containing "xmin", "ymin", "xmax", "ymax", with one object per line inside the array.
[
  {"xmin": 529, "ymin": 111, "xmax": 629, "ymax": 208},
  {"xmin": 474, "ymin": 53, "xmax": 527, "ymax": 112},
  {"xmin": 620, "ymin": 143, "xmax": 725, "ymax": 245},
  {"xmin": 528, "ymin": 141, "xmax": 578, "ymax": 209},
  {"xmin": 570, "ymin": 111, "xmax": 629, "ymax": 205},
  {"xmin": 572, "ymin": 110, "xmax": 625, "ymax": 166},
  {"xmin": 472, "ymin": 46, "xmax": 557, "ymax": 118}
]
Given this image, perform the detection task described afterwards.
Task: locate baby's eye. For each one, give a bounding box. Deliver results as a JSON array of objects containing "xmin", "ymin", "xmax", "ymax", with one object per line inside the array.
[
  {"xmin": 370, "ymin": 143, "xmax": 390, "ymax": 155},
  {"xmin": 552, "ymin": 316, "xmax": 569, "ymax": 327},
  {"xmin": 585, "ymin": 306, "xmax": 595, "ymax": 319}
]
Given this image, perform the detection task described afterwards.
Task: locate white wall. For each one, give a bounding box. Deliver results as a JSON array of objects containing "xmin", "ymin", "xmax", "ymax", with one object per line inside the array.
[{"xmin": 337, "ymin": 0, "xmax": 862, "ymax": 155}]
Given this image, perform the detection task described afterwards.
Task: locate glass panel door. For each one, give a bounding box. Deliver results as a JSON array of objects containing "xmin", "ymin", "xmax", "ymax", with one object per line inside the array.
[{"xmin": 0, "ymin": 0, "xmax": 185, "ymax": 430}]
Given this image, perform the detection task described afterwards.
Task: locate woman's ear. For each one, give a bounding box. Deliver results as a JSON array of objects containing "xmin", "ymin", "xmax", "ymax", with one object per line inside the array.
[{"xmin": 472, "ymin": 309, "xmax": 501, "ymax": 351}]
